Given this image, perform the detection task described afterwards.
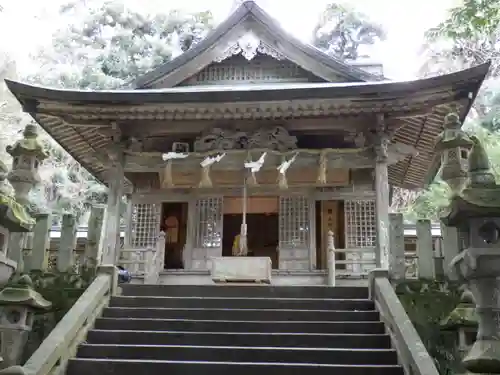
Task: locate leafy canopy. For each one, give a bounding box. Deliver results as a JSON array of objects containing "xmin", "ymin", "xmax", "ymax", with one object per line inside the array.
[
  {"xmin": 28, "ymin": 0, "xmax": 214, "ymax": 89},
  {"xmin": 403, "ymin": 0, "xmax": 500, "ymax": 220},
  {"xmin": 11, "ymin": 0, "xmax": 214, "ymax": 221},
  {"xmin": 312, "ymin": 2, "xmax": 386, "ymax": 60}
]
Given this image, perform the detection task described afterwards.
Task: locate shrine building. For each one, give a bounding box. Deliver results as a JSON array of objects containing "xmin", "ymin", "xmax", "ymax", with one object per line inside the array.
[{"xmin": 4, "ymin": 1, "xmax": 488, "ymax": 285}]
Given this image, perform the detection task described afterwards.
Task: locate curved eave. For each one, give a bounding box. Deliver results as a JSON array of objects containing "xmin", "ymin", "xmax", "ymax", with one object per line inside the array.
[
  {"xmin": 4, "ymin": 63, "xmax": 490, "ymax": 190},
  {"xmin": 4, "ymin": 62, "xmax": 490, "ymax": 107}
]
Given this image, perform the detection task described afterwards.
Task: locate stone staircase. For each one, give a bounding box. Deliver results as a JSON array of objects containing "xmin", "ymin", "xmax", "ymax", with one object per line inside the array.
[{"xmin": 66, "ymin": 284, "xmax": 404, "ymax": 375}]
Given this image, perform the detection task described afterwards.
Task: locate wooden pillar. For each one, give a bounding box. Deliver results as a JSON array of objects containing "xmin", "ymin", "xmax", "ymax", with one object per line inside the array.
[
  {"xmin": 326, "ymin": 230, "xmax": 335, "ymax": 286},
  {"xmin": 85, "ymin": 204, "xmax": 106, "ymax": 268},
  {"xmin": 29, "ymin": 213, "xmax": 52, "ymax": 271},
  {"xmin": 123, "ymin": 196, "xmax": 133, "ymax": 249},
  {"xmin": 389, "ymin": 213, "xmax": 405, "ymax": 279},
  {"xmin": 101, "ymin": 153, "xmax": 125, "ymax": 265},
  {"xmin": 441, "ymin": 223, "xmax": 460, "ymax": 280},
  {"xmin": 57, "ymin": 214, "xmax": 77, "ymax": 272},
  {"xmin": 375, "ymin": 163, "xmax": 390, "ymax": 269},
  {"xmin": 416, "ymin": 219, "xmax": 434, "ymax": 279},
  {"xmin": 374, "ymin": 116, "xmax": 391, "ymax": 269}
]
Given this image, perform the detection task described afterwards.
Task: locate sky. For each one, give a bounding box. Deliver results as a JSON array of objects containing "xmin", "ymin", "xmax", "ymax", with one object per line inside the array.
[{"xmin": 0, "ymin": 0, "xmax": 459, "ymax": 80}]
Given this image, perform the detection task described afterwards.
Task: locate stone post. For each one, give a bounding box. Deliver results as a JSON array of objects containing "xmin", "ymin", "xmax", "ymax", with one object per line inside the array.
[
  {"xmin": 388, "ymin": 213, "xmax": 405, "ymax": 280},
  {"xmin": 0, "ymin": 275, "xmax": 51, "ymax": 368},
  {"xmin": 441, "ymin": 223, "xmax": 460, "ymax": 280},
  {"xmin": 84, "ymin": 204, "xmax": 105, "ymax": 269},
  {"xmin": 20, "ymin": 233, "xmax": 34, "ymax": 273},
  {"xmin": 416, "ymin": 219, "xmax": 434, "ymax": 279},
  {"xmin": 57, "ymin": 214, "xmax": 77, "ymax": 272},
  {"xmin": 436, "ymin": 133, "xmax": 500, "ymax": 373},
  {"xmin": 29, "ymin": 213, "xmax": 51, "ymax": 271},
  {"xmin": 5, "ymin": 125, "xmax": 48, "ymax": 269},
  {"xmin": 433, "ymin": 236, "xmax": 445, "ymax": 279}
]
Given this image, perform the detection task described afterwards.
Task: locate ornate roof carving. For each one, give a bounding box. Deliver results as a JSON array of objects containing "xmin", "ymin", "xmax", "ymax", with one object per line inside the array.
[{"xmin": 213, "ymin": 31, "xmax": 285, "ymax": 63}]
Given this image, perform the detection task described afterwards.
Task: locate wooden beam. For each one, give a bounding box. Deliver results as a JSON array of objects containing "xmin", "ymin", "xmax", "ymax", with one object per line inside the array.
[{"xmin": 123, "ymin": 143, "xmax": 414, "ymax": 173}]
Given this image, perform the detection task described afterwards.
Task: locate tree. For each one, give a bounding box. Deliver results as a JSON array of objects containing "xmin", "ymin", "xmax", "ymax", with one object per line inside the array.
[
  {"xmin": 398, "ymin": 0, "xmax": 500, "ymax": 220},
  {"xmin": 420, "ymin": 0, "xmax": 500, "ymax": 123},
  {"xmin": 16, "ymin": 0, "xmax": 214, "ymax": 221},
  {"xmin": 28, "ymin": 139, "xmax": 108, "ymax": 222},
  {"xmin": 28, "ymin": 0, "xmax": 214, "ymax": 89},
  {"xmin": 421, "ymin": 0, "xmax": 500, "ymax": 77},
  {"xmin": 312, "ymin": 2, "xmax": 386, "ymax": 60}
]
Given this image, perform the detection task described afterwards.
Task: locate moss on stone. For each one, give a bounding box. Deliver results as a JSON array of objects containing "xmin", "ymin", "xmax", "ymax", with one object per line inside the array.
[
  {"xmin": 396, "ymin": 278, "xmax": 464, "ymax": 374},
  {"xmin": 0, "ymin": 193, "xmax": 35, "ymax": 232}
]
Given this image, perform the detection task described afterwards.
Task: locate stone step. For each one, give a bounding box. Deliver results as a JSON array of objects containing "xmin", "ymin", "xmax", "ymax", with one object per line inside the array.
[
  {"xmin": 109, "ymin": 296, "xmax": 374, "ymax": 310},
  {"xmin": 67, "ymin": 359, "xmax": 404, "ymax": 375},
  {"xmin": 76, "ymin": 344, "xmax": 398, "ymax": 365},
  {"xmin": 93, "ymin": 318, "xmax": 386, "ymax": 334},
  {"xmin": 86, "ymin": 330, "xmax": 393, "ymax": 348},
  {"xmin": 101, "ymin": 307, "xmax": 380, "ymax": 321},
  {"xmin": 120, "ymin": 285, "xmax": 369, "ymax": 299}
]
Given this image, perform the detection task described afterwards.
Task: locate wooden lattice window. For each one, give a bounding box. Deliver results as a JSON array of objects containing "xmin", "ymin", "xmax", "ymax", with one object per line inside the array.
[
  {"xmin": 344, "ymin": 200, "xmax": 376, "ymax": 248},
  {"xmin": 194, "ymin": 197, "xmax": 223, "ymax": 249},
  {"xmin": 131, "ymin": 203, "xmax": 161, "ymax": 248},
  {"xmin": 180, "ymin": 55, "xmax": 316, "ymax": 86},
  {"xmin": 279, "ymin": 196, "xmax": 309, "ymax": 248}
]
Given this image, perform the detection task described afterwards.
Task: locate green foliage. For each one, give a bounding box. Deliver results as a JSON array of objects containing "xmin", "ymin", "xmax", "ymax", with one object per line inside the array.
[
  {"xmin": 405, "ymin": 125, "xmax": 500, "ymax": 220},
  {"xmin": 11, "ymin": 268, "xmax": 95, "ymax": 363},
  {"xmin": 312, "ymin": 2, "xmax": 386, "ymax": 60},
  {"xmin": 403, "ymin": 180, "xmax": 451, "ymax": 221},
  {"xmin": 28, "ymin": 0, "xmax": 214, "ymax": 89},
  {"xmin": 28, "ymin": 137, "xmax": 107, "ymax": 221},
  {"xmin": 5, "ymin": 0, "xmax": 215, "ymax": 220},
  {"xmin": 396, "ymin": 279, "xmax": 463, "ymax": 374},
  {"xmin": 426, "ymin": 0, "xmax": 500, "ymax": 41},
  {"xmin": 421, "ymin": 0, "xmax": 500, "ymax": 79},
  {"xmin": 407, "ymin": 0, "xmax": 500, "ymax": 219}
]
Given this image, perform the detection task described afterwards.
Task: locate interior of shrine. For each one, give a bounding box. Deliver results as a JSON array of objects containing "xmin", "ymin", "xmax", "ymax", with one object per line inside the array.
[{"xmin": 160, "ymin": 196, "xmax": 353, "ymax": 270}]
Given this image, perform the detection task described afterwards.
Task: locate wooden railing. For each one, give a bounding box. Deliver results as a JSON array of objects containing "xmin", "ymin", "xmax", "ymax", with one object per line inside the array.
[
  {"xmin": 0, "ymin": 267, "xmax": 117, "ymax": 375},
  {"xmin": 32, "ymin": 209, "xmax": 452, "ymax": 282},
  {"xmin": 144, "ymin": 232, "xmax": 166, "ymax": 284},
  {"xmin": 117, "ymin": 232, "xmax": 166, "ymax": 283}
]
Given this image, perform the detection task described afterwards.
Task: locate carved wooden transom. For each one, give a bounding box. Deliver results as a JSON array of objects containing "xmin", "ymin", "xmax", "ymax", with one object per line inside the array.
[{"xmin": 194, "ymin": 126, "xmax": 298, "ymax": 152}]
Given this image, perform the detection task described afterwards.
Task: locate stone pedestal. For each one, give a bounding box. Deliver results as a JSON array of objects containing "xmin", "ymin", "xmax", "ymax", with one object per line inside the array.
[
  {"xmin": 211, "ymin": 257, "xmax": 272, "ymax": 284},
  {"xmin": 451, "ymin": 248, "xmax": 500, "ymax": 373}
]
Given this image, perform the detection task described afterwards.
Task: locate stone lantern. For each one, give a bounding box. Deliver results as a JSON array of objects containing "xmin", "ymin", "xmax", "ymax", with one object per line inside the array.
[
  {"xmin": 0, "ymin": 156, "xmax": 35, "ymax": 272},
  {"xmin": 0, "ymin": 275, "xmax": 51, "ymax": 368},
  {"xmin": 440, "ymin": 288, "xmax": 478, "ymax": 361},
  {"xmin": 439, "ymin": 135, "xmax": 500, "ymax": 374},
  {"xmin": 434, "ymin": 112, "xmax": 474, "ymax": 193},
  {"xmin": 0, "ymin": 159, "xmax": 34, "ymax": 283},
  {"xmin": 6, "ymin": 124, "xmax": 48, "ymax": 205}
]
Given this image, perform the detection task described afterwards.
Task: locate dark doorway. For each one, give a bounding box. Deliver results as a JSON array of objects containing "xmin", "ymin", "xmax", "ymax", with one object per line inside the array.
[
  {"xmin": 161, "ymin": 202, "xmax": 188, "ymax": 269},
  {"xmin": 315, "ymin": 200, "xmax": 345, "ymax": 270},
  {"xmin": 222, "ymin": 213, "xmax": 279, "ymax": 268}
]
